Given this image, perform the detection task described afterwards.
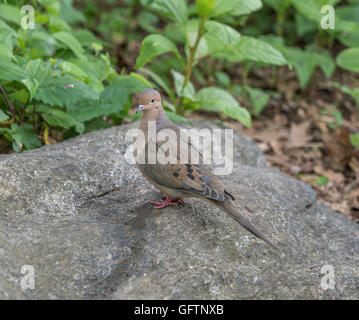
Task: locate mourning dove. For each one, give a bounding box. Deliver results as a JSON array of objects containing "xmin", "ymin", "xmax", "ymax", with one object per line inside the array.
[{"xmin": 135, "ymin": 89, "xmax": 278, "ymax": 249}]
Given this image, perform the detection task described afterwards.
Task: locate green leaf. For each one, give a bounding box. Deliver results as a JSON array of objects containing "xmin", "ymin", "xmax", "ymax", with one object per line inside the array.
[
  {"xmin": 140, "ymin": 67, "xmax": 176, "ymax": 103},
  {"xmin": 136, "ymin": 34, "xmax": 180, "ymax": 69},
  {"xmin": 140, "ymin": 0, "xmax": 188, "ymax": 25},
  {"xmin": 41, "ymin": 108, "xmax": 85, "ymax": 134},
  {"xmin": 245, "ymin": 86, "xmax": 270, "ymax": 116},
  {"xmin": 330, "ymin": 82, "xmax": 359, "ymax": 106},
  {"xmin": 166, "ymin": 111, "xmax": 189, "ymax": 123},
  {"xmin": 9, "ymin": 89, "xmax": 29, "ymax": 104},
  {"xmin": 337, "ymin": 48, "xmax": 359, "ymax": 73},
  {"xmin": 231, "ymin": 0, "xmax": 263, "ymax": 16},
  {"xmin": 0, "ymin": 20, "xmax": 17, "ymax": 51},
  {"xmin": 130, "ymin": 72, "xmax": 153, "ymax": 88},
  {"xmin": 196, "ymin": 87, "xmax": 251, "ymax": 127},
  {"xmin": 215, "ymin": 71, "xmax": 231, "ymax": 88},
  {"xmin": 171, "ymin": 69, "xmax": 196, "ymax": 100},
  {"xmin": 0, "ymin": 44, "xmax": 16, "ymax": 60},
  {"xmin": 315, "ymin": 176, "xmax": 329, "ymax": 186},
  {"xmin": 0, "ymin": 57, "xmax": 29, "ymax": 82},
  {"xmin": 222, "ymin": 36, "xmax": 287, "ymax": 65},
  {"xmin": 195, "ymin": 0, "xmax": 216, "ymax": 18},
  {"xmin": 53, "ymin": 31, "xmax": 85, "ymax": 58},
  {"xmin": 67, "ymin": 75, "xmax": 148, "ymax": 122},
  {"xmin": 60, "ymin": 61, "xmax": 89, "ymax": 81},
  {"xmin": 138, "ymin": 11, "xmax": 160, "ymax": 33},
  {"xmin": 74, "ymin": 29, "xmax": 103, "ymax": 48},
  {"xmin": 0, "ymin": 4, "xmax": 22, "ymax": 25},
  {"xmin": 84, "ymin": 118, "xmax": 111, "ymax": 133},
  {"xmin": 212, "ymin": 0, "xmax": 262, "ymax": 17},
  {"xmin": 203, "ymin": 21, "xmax": 241, "ymax": 57},
  {"xmin": 59, "ymin": 0, "xmax": 86, "ymax": 25},
  {"xmin": 10, "ymin": 123, "xmax": 41, "ymax": 150},
  {"xmin": 350, "ymin": 133, "xmax": 359, "ymax": 148},
  {"xmin": 0, "ymin": 109, "xmax": 9, "ymax": 122},
  {"xmin": 280, "ymin": 47, "xmax": 334, "ymax": 88},
  {"xmin": 35, "ymin": 76, "xmax": 99, "ymax": 107}
]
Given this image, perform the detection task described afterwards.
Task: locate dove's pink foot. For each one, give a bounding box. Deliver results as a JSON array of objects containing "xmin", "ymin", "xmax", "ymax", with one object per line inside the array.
[{"xmin": 151, "ymin": 196, "xmax": 185, "ymax": 209}]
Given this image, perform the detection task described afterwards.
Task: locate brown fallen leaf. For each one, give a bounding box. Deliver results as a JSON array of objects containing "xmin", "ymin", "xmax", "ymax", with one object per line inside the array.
[{"xmin": 287, "ymin": 120, "xmax": 312, "ymax": 148}]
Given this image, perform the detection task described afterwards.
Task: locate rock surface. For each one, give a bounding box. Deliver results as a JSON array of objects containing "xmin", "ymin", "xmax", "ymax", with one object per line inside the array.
[{"xmin": 0, "ymin": 120, "xmax": 358, "ymax": 299}]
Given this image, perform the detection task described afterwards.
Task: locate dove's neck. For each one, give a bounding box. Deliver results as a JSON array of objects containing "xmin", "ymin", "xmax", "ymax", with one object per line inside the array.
[
  {"xmin": 155, "ymin": 109, "xmax": 170, "ymax": 130},
  {"xmin": 139, "ymin": 105, "xmax": 170, "ymax": 133}
]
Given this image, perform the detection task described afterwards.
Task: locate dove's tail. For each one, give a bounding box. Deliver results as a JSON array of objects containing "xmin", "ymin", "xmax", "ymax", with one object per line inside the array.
[{"xmin": 217, "ymin": 200, "xmax": 279, "ymax": 250}]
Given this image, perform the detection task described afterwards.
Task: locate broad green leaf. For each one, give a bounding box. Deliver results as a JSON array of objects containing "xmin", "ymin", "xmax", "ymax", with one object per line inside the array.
[
  {"xmin": 35, "ymin": 75, "xmax": 99, "ymax": 107},
  {"xmin": 0, "ymin": 57, "xmax": 29, "ymax": 82},
  {"xmin": 0, "ymin": 109, "xmax": 9, "ymax": 122},
  {"xmin": 59, "ymin": 0, "xmax": 86, "ymax": 24},
  {"xmin": 53, "ymin": 31, "xmax": 85, "ymax": 58},
  {"xmin": 9, "ymin": 89, "xmax": 29, "ymax": 104},
  {"xmin": 140, "ymin": 0, "xmax": 188, "ymax": 25},
  {"xmin": 60, "ymin": 61, "xmax": 89, "ymax": 81},
  {"xmin": 136, "ymin": 34, "xmax": 180, "ymax": 69},
  {"xmin": 196, "ymin": 87, "xmax": 251, "ymax": 127},
  {"xmin": 28, "ymin": 31, "xmax": 56, "ymax": 57},
  {"xmin": 203, "ymin": 21, "xmax": 241, "ymax": 56},
  {"xmin": 130, "ymin": 72, "xmax": 153, "ymax": 88},
  {"xmin": 231, "ymin": 0, "xmax": 263, "ymax": 16},
  {"xmin": 245, "ymin": 86, "xmax": 270, "ymax": 116},
  {"xmin": 0, "ymin": 58, "xmax": 41, "ymax": 100},
  {"xmin": 282, "ymin": 47, "xmax": 316, "ymax": 88},
  {"xmin": 337, "ymin": 48, "xmax": 359, "ymax": 73},
  {"xmin": 0, "ymin": 44, "xmax": 16, "ymax": 60},
  {"xmin": 69, "ymin": 57, "xmax": 108, "ymax": 82},
  {"xmin": 295, "ymin": 12, "xmax": 317, "ymax": 37},
  {"xmin": 41, "ymin": 108, "xmax": 85, "ymax": 133},
  {"xmin": 0, "ymin": 4, "xmax": 22, "ymax": 25},
  {"xmin": 11, "ymin": 123, "xmax": 41, "ymax": 150},
  {"xmin": 171, "ymin": 69, "xmax": 196, "ymax": 100},
  {"xmin": 67, "ymin": 75, "xmax": 148, "ymax": 122},
  {"xmin": 220, "ymin": 36, "xmax": 287, "ymax": 65},
  {"xmin": 195, "ymin": 0, "xmax": 216, "ymax": 18},
  {"xmin": 215, "ymin": 71, "xmax": 231, "ymax": 87},
  {"xmin": 49, "ymin": 16, "xmax": 72, "ymax": 33},
  {"xmin": 166, "ymin": 111, "xmax": 188, "ymax": 122},
  {"xmin": 74, "ymin": 29, "xmax": 104, "ymax": 48},
  {"xmin": 0, "ymin": 20, "xmax": 17, "ymax": 51},
  {"xmin": 138, "ymin": 11, "xmax": 160, "ymax": 33},
  {"xmin": 140, "ymin": 67, "xmax": 175, "ymax": 103},
  {"xmin": 84, "ymin": 118, "xmax": 111, "ymax": 133},
  {"xmin": 212, "ymin": 0, "xmax": 262, "ymax": 17}
]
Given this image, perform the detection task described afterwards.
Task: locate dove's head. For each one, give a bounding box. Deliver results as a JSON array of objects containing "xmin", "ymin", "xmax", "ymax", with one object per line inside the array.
[{"xmin": 136, "ymin": 89, "xmax": 163, "ymax": 117}]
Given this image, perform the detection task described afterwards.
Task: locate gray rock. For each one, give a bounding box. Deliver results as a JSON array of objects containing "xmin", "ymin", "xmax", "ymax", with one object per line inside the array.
[{"xmin": 0, "ymin": 120, "xmax": 358, "ymax": 299}]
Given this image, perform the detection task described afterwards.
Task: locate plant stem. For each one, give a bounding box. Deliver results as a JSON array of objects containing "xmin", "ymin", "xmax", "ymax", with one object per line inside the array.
[
  {"xmin": 0, "ymin": 85, "xmax": 19, "ymax": 125},
  {"xmin": 176, "ymin": 18, "xmax": 206, "ymax": 115}
]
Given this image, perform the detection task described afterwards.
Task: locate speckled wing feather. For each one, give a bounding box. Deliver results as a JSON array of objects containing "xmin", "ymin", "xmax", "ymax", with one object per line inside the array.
[{"xmin": 139, "ymin": 133, "xmax": 235, "ymax": 202}]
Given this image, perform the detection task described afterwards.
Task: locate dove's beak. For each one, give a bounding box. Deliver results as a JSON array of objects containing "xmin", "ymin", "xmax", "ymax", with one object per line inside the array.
[{"xmin": 136, "ymin": 105, "xmax": 144, "ymax": 114}]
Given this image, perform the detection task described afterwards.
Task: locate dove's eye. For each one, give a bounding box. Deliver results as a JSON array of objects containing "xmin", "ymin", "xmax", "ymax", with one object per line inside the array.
[{"xmin": 150, "ymin": 98, "xmax": 155, "ymax": 104}]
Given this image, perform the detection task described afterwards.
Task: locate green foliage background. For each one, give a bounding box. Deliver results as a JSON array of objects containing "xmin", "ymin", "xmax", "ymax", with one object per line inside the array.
[{"xmin": 0, "ymin": 0, "xmax": 358, "ymax": 152}]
